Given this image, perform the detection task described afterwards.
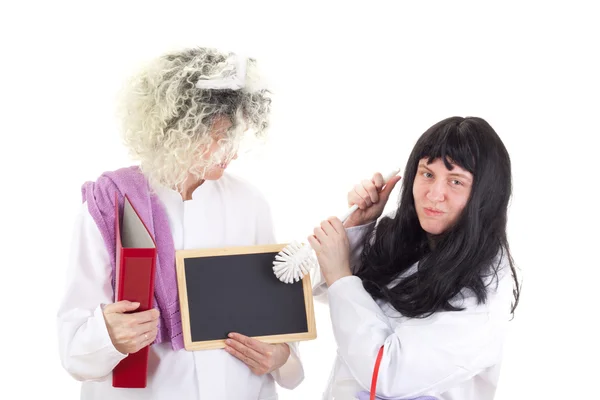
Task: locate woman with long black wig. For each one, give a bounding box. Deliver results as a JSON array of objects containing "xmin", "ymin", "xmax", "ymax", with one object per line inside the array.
[{"xmin": 308, "ymin": 116, "xmax": 521, "ymax": 400}]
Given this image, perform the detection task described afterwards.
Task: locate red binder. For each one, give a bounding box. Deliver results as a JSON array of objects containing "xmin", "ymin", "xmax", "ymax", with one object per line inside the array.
[{"xmin": 112, "ymin": 193, "xmax": 157, "ymax": 388}]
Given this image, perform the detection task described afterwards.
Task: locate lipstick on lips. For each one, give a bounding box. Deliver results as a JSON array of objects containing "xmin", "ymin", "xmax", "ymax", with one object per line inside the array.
[{"xmin": 424, "ymin": 207, "xmax": 444, "ymax": 217}]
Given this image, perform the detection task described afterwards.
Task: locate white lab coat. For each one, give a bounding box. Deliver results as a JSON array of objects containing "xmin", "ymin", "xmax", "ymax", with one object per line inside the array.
[
  {"xmin": 311, "ymin": 222, "xmax": 514, "ymax": 400},
  {"xmin": 57, "ymin": 172, "xmax": 304, "ymax": 400}
]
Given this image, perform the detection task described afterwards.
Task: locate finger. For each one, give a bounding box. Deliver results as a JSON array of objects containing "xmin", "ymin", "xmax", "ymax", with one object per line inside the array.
[
  {"xmin": 380, "ymin": 175, "xmax": 402, "ymax": 201},
  {"xmin": 133, "ymin": 308, "xmax": 160, "ymax": 324},
  {"xmin": 104, "ymin": 301, "xmax": 140, "ymax": 314},
  {"xmin": 320, "ymin": 219, "xmax": 336, "ymax": 236},
  {"xmin": 354, "ymin": 183, "xmax": 373, "ymax": 208},
  {"xmin": 372, "ymin": 172, "xmax": 385, "ymax": 191},
  {"xmin": 327, "ymin": 217, "xmax": 345, "ymax": 234},
  {"xmin": 313, "ymin": 226, "xmax": 326, "ymax": 242},
  {"xmin": 135, "ymin": 328, "xmax": 157, "ymax": 352},
  {"xmin": 307, "ymin": 235, "xmax": 321, "ymax": 251},
  {"xmin": 134, "ymin": 319, "xmax": 159, "ymax": 336},
  {"xmin": 348, "ymin": 190, "xmax": 367, "ymax": 209},
  {"xmin": 362, "ymin": 179, "xmax": 380, "ymax": 204},
  {"xmin": 226, "ymin": 338, "xmax": 266, "ymax": 362},
  {"xmin": 225, "ymin": 342, "xmax": 262, "ymax": 369},
  {"xmin": 228, "ymin": 333, "xmax": 271, "ymax": 355},
  {"xmin": 140, "ymin": 329, "xmax": 156, "ymax": 346},
  {"xmin": 145, "ymin": 326, "xmax": 158, "ymax": 342}
]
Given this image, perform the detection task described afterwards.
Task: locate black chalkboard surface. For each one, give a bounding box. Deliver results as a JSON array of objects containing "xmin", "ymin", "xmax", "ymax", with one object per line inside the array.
[{"xmin": 175, "ymin": 244, "xmax": 316, "ymax": 350}]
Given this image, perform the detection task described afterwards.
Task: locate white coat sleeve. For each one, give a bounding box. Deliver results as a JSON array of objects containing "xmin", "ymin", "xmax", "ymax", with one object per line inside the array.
[
  {"xmin": 327, "ymin": 269, "xmax": 513, "ymax": 398},
  {"xmin": 311, "ymin": 221, "xmax": 376, "ymax": 302},
  {"xmin": 255, "ymin": 194, "xmax": 305, "ymax": 389},
  {"xmin": 56, "ymin": 202, "xmax": 127, "ymax": 381}
]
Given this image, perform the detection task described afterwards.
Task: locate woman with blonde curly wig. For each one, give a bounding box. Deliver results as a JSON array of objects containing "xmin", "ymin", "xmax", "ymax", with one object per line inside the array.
[{"xmin": 57, "ymin": 47, "xmax": 304, "ymax": 400}]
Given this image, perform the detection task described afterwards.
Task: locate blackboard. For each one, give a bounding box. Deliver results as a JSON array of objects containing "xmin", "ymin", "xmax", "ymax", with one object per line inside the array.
[{"xmin": 175, "ymin": 244, "xmax": 317, "ymax": 350}]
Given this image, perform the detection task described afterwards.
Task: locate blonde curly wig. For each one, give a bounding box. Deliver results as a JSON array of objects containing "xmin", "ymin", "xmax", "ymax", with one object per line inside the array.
[{"xmin": 116, "ymin": 47, "xmax": 271, "ymax": 190}]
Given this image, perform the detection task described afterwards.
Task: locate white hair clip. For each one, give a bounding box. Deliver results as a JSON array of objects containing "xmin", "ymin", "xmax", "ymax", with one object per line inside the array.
[{"xmin": 195, "ymin": 55, "xmax": 247, "ymax": 91}]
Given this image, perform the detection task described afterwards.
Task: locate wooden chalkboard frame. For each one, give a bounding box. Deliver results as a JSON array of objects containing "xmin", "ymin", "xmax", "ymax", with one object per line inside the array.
[{"xmin": 175, "ymin": 244, "xmax": 317, "ymax": 351}]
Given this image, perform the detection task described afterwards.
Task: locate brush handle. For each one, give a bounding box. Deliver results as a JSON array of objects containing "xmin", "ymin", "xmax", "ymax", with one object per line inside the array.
[{"xmin": 339, "ymin": 168, "xmax": 401, "ymax": 223}]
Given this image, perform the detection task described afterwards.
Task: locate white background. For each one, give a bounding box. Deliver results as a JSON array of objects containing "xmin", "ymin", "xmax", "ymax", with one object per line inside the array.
[{"xmin": 1, "ymin": 1, "xmax": 599, "ymax": 399}]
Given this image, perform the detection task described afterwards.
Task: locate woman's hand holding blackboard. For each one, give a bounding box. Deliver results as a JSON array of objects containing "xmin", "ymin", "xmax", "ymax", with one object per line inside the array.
[
  {"xmin": 224, "ymin": 333, "xmax": 290, "ymax": 375},
  {"xmin": 102, "ymin": 300, "xmax": 160, "ymax": 354}
]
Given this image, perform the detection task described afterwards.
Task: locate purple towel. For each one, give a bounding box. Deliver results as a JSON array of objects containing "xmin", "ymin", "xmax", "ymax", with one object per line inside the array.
[{"xmin": 81, "ymin": 165, "xmax": 184, "ymax": 350}]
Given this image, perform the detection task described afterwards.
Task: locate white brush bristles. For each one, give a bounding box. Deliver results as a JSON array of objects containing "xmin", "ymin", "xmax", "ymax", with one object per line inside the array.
[{"xmin": 272, "ymin": 241, "xmax": 317, "ymax": 284}]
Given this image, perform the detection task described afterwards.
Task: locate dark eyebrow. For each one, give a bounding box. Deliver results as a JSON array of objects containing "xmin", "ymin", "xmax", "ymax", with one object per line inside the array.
[{"xmin": 418, "ymin": 162, "xmax": 472, "ymax": 182}]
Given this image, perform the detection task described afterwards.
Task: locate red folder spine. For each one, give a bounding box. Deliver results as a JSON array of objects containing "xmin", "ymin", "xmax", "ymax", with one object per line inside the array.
[{"xmin": 112, "ymin": 194, "xmax": 157, "ymax": 388}]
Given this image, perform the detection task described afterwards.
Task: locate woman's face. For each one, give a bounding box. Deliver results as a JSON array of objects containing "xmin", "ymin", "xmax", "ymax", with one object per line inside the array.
[
  {"xmin": 198, "ymin": 116, "xmax": 238, "ymax": 181},
  {"xmin": 412, "ymin": 158, "xmax": 473, "ymax": 235}
]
